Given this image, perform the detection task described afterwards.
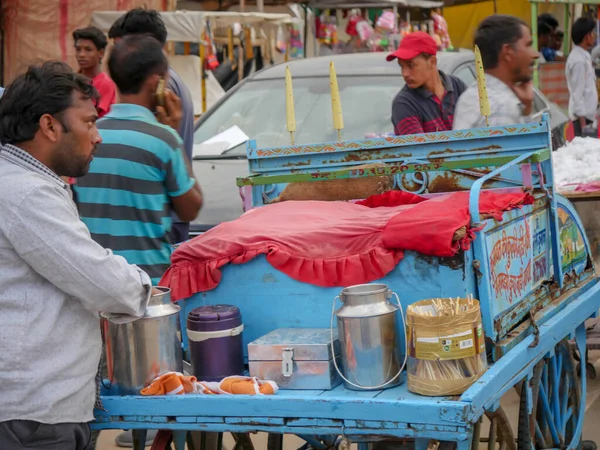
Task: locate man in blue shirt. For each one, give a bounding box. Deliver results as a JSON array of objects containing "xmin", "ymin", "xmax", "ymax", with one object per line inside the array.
[
  {"xmin": 75, "ymin": 35, "xmax": 202, "ymax": 285},
  {"xmin": 108, "ymin": 8, "xmax": 196, "ymax": 244}
]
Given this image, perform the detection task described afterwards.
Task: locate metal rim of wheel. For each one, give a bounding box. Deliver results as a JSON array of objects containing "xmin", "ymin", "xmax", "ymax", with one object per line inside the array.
[{"xmin": 517, "ymin": 340, "xmax": 582, "ymax": 450}]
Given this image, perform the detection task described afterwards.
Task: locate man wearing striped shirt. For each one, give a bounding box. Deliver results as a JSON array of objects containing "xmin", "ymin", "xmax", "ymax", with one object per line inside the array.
[
  {"xmin": 75, "ymin": 35, "xmax": 203, "ymax": 285},
  {"xmin": 387, "ymin": 32, "xmax": 467, "ymax": 135}
]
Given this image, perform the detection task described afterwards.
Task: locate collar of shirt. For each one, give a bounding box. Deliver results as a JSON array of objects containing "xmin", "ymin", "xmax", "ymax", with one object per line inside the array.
[
  {"xmin": 414, "ymin": 71, "xmax": 454, "ymax": 99},
  {"xmin": 0, "ymin": 143, "xmax": 67, "ymax": 190},
  {"xmin": 104, "ymin": 103, "xmax": 159, "ymax": 123}
]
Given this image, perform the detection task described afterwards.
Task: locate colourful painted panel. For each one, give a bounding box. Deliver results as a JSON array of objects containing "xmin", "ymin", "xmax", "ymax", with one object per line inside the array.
[
  {"xmin": 486, "ymin": 209, "xmax": 550, "ymax": 316},
  {"xmin": 251, "ymin": 124, "xmax": 545, "ymax": 158},
  {"xmin": 558, "ymin": 206, "xmax": 588, "ymax": 276}
]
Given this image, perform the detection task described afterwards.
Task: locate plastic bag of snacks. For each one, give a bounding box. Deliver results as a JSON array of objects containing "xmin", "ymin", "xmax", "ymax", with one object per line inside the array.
[{"xmin": 406, "ymin": 296, "xmax": 487, "ymax": 396}]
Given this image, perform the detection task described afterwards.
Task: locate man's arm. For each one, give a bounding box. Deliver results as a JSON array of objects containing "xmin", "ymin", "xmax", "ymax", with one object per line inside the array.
[
  {"xmin": 7, "ymin": 186, "xmax": 151, "ymax": 316},
  {"xmin": 165, "ymin": 141, "xmax": 203, "ymax": 222},
  {"xmin": 392, "ymin": 98, "xmax": 424, "ymax": 135}
]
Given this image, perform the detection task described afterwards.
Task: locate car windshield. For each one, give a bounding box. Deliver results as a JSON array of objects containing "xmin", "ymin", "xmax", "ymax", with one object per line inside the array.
[{"xmin": 194, "ymin": 75, "xmax": 404, "ymax": 155}]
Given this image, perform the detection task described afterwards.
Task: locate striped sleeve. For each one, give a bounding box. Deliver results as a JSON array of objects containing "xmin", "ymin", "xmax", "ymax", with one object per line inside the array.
[
  {"xmin": 391, "ymin": 97, "xmax": 424, "ymax": 136},
  {"xmin": 165, "ymin": 142, "xmax": 195, "ymax": 197}
]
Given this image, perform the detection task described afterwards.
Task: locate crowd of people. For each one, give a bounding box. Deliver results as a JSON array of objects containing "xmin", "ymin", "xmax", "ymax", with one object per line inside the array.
[
  {"xmin": 389, "ymin": 13, "xmax": 599, "ymax": 139},
  {"xmin": 0, "ymin": 6, "xmax": 599, "ymax": 450}
]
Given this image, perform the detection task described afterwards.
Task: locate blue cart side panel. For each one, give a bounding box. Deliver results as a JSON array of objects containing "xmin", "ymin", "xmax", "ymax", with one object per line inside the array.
[{"xmin": 179, "ymin": 252, "xmax": 477, "ymax": 359}]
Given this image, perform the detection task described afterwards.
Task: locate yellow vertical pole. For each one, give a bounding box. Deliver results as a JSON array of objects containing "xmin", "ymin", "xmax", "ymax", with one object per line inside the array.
[
  {"xmin": 285, "ymin": 66, "xmax": 296, "ymax": 145},
  {"xmin": 329, "ymin": 61, "xmax": 344, "ymax": 141},
  {"xmin": 474, "ymin": 45, "xmax": 490, "ymax": 127},
  {"xmin": 199, "ymin": 38, "xmax": 207, "ymax": 114}
]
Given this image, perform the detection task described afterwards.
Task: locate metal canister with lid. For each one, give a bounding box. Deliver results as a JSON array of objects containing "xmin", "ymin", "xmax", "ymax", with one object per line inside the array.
[{"xmin": 187, "ymin": 305, "xmax": 244, "ymax": 381}]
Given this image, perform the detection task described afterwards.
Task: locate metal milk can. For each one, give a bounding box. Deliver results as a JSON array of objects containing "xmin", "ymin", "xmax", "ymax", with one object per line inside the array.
[
  {"xmin": 101, "ymin": 286, "xmax": 183, "ymax": 395},
  {"xmin": 332, "ymin": 283, "xmax": 405, "ymax": 391}
]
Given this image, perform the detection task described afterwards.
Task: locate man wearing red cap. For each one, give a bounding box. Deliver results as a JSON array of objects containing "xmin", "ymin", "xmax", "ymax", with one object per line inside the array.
[{"xmin": 387, "ymin": 31, "xmax": 467, "ymax": 136}]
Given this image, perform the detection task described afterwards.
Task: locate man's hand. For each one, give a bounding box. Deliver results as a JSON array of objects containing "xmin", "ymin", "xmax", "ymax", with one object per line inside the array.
[
  {"xmin": 512, "ymin": 81, "xmax": 534, "ymax": 116},
  {"xmin": 156, "ymin": 89, "xmax": 183, "ymax": 131}
]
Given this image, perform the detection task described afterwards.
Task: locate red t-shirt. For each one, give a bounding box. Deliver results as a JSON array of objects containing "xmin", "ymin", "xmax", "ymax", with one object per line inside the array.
[{"xmin": 92, "ymin": 72, "xmax": 117, "ymax": 119}]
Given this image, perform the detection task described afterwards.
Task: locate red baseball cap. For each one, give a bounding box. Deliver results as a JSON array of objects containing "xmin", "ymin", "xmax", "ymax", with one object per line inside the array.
[{"xmin": 386, "ymin": 31, "xmax": 438, "ymax": 62}]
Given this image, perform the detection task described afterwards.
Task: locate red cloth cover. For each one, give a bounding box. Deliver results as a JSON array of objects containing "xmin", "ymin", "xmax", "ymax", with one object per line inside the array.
[{"xmin": 161, "ymin": 191, "xmax": 533, "ymax": 301}]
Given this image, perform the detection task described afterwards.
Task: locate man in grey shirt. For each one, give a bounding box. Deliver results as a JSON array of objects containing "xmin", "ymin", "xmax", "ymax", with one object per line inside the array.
[
  {"xmin": 0, "ymin": 61, "xmax": 154, "ymax": 449},
  {"xmin": 109, "ymin": 8, "xmax": 196, "ymax": 244},
  {"xmin": 454, "ymin": 15, "xmax": 538, "ymax": 130}
]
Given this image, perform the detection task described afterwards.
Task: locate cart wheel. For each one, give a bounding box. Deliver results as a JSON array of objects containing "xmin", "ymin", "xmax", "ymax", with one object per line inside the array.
[
  {"xmin": 578, "ymin": 362, "xmax": 597, "ymax": 379},
  {"xmin": 517, "ymin": 340, "xmax": 583, "ymax": 450}
]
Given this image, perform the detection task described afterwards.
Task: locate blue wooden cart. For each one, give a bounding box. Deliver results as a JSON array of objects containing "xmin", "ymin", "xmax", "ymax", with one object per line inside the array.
[{"xmin": 92, "ymin": 114, "xmax": 600, "ymax": 450}]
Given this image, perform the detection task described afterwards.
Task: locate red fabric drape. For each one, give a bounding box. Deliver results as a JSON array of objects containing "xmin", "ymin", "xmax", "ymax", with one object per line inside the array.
[{"xmin": 161, "ymin": 191, "xmax": 533, "ymax": 301}]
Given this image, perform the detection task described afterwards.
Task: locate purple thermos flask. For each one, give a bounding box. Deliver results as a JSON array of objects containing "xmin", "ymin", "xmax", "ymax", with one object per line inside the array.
[{"xmin": 187, "ymin": 305, "xmax": 245, "ymax": 381}]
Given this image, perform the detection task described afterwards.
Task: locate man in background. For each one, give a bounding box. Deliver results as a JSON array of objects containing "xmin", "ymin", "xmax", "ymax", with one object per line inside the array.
[
  {"xmin": 566, "ymin": 17, "xmax": 598, "ymax": 137},
  {"xmin": 73, "ymin": 26, "xmax": 117, "ymax": 118},
  {"xmin": 387, "ymin": 31, "xmax": 467, "ymax": 135},
  {"xmin": 453, "ymin": 15, "xmax": 538, "ymax": 129},
  {"xmin": 74, "ymin": 35, "xmax": 202, "ymax": 449},
  {"xmin": 109, "ymin": 8, "xmax": 196, "ymax": 244}
]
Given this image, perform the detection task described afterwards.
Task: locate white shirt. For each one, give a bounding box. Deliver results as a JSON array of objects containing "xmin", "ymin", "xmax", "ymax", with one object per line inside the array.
[
  {"xmin": 453, "ymin": 74, "xmax": 529, "ymax": 130},
  {"xmin": 566, "ymin": 45, "xmax": 598, "ymax": 121},
  {"xmin": 0, "ymin": 143, "xmax": 152, "ymax": 424}
]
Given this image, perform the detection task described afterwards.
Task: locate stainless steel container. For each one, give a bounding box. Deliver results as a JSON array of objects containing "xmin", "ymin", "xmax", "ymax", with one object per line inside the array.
[
  {"xmin": 334, "ymin": 283, "xmax": 404, "ymax": 391},
  {"xmin": 101, "ymin": 287, "xmax": 183, "ymax": 395},
  {"xmin": 248, "ymin": 328, "xmax": 342, "ymax": 390}
]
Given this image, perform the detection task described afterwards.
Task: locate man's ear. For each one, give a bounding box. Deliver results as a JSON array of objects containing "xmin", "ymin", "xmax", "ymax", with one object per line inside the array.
[
  {"xmin": 501, "ymin": 43, "xmax": 513, "ymax": 63},
  {"xmin": 99, "ymin": 48, "xmax": 106, "ymax": 62},
  {"xmin": 39, "ymin": 114, "xmax": 60, "ymax": 143}
]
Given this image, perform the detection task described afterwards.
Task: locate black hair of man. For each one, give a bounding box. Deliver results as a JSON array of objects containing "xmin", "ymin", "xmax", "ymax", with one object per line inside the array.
[
  {"xmin": 572, "ymin": 17, "xmax": 596, "ymax": 45},
  {"xmin": 538, "ymin": 21, "xmax": 553, "ymax": 37},
  {"xmin": 538, "ymin": 13, "xmax": 559, "ymax": 30},
  {"xmin": 0, "ymin": 61, "xmax": 97, "ymax": 145},
  {"xmin": 72, "ymin": 26, "xmax": 108, "ymax": 51},
  {"xmin": 108, "ymin": 14, "xmax": 125, "ymax": 40},
  {"xmin": 474, "ymin": 14, "xmax": 528, "ymax": 70},
  {"xmin": 108, "ymin": 35, "xmax": 168, "ymax": 95},
  {"xmin": 556, "ymin": 29, "xmax": 564, "ymax": 39},
  {"xmin": 118, "ymin": 8, "xmax": 168, "ymax": 46}
]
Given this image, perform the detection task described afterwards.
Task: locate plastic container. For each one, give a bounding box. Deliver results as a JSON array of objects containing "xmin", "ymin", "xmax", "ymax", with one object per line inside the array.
[{"xmin": 187, "ymin": 305, "xmax": 244, "ymax": 381}]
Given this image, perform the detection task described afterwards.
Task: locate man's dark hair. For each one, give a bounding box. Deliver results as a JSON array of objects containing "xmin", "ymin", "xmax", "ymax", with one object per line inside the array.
[
  {"xmin": 0, "ymin": 61, "xmax": 97, "ymax": 145},
  {"xmin": 538, "ymin": 13, "xmax": 559, "ymax": 30},
  {"xmin": 117, "ymin": 8, "xmax": 167, "ymax": 45},
  {"xmin": 474, "ymin": 15, "xmax": 528, "ymax": 69},
  {"xmin": 73, "ymin": 26, "xmax": 108, "ymax": 50},
  {"xmin": 108, "ymin": 14, "xmax": 125, "ymax": 40},
  {"xmin": 108, "ymin": 35, "xmax": 168, "ymax": 95},
  {"xmin": 556, "ymin": 29, "xmax": 564, "ymax": 39},
  {"xmin": 538, "ymin": 21, "xmax": 552, "ymax": 37},
  {"xmin": 572, "ymin": 17, "xmax": 596, "ymax": 45}
]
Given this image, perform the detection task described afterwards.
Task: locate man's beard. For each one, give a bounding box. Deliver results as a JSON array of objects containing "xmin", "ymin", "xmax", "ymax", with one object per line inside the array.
[{"xmin": 51, "ymin": 136, "xmax": 95, "ymax": 178}]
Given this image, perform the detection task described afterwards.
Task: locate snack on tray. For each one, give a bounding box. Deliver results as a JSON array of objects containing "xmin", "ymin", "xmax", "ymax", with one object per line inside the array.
[
  {"xmin": 270, "ymin": 163, "xmax": 393, "ymax": 203},
  {"xmin": 406, "ymin": 296, "xmax": 488, "ymax": 396}
]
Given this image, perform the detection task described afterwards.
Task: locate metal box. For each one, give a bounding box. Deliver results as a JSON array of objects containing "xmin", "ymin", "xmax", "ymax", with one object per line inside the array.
[{"xmin": 247, "ymin": 328, "xmax": 342, "ymax": 390}]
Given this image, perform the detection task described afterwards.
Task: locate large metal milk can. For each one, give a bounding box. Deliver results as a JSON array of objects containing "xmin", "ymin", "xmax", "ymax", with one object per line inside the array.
[
  {"xmin": 101, "ymin": 287, "xmax": 183, "ymax": 395},
  {"xmin": 332, "ymin": 283, "xmax": 405, "ymax": 391}
]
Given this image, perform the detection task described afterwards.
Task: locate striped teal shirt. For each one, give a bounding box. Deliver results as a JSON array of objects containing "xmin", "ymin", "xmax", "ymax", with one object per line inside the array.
[{"xmin": 75, "ymin": 104, "xmax": 195, "ymax": 284}]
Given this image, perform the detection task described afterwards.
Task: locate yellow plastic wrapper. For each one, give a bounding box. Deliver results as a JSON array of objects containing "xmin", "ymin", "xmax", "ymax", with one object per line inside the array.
[{"xmin": 406, "ymin": 297, "xmax": 488, "ymax": 396}]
